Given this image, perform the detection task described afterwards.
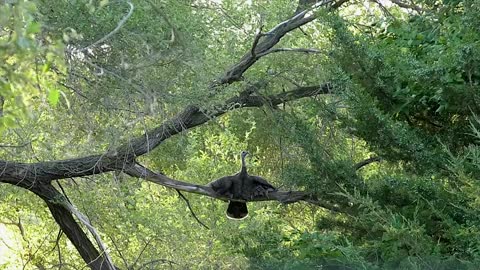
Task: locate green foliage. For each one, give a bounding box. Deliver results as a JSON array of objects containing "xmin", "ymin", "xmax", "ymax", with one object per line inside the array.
[
  {"xmin": 2, "ymin": 0, "xmax": 480, "ymax": 269},
  {"xmin": 0, "ymin": 1, "xmax": 63, "ymax": 133}
]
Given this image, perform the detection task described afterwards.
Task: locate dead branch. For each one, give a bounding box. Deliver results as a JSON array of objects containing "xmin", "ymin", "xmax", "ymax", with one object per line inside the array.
[
  {"xmin": 176, "ymin": 190, "xmax": 210, "ymax": 229},
  {"xmin": 250, "ymin": 25, "xmax": 265, "ymax": 59}
]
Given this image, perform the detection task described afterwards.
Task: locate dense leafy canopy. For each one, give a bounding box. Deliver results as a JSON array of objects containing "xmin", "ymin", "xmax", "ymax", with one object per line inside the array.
[{"xmin": 1, "ymin": 0, "xmax": 480, "ymax": 269}]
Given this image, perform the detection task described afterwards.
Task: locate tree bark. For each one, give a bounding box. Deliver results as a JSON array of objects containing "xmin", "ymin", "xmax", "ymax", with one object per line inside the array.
[{"xmin": 28, "ymin": 183, "xmax": 114, "ymax": 269}]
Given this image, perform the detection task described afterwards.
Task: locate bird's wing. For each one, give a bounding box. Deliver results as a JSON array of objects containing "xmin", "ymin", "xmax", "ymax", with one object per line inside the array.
[
  {"xmin": 250, "ymin": 175, "xmax": 276, "ymax": 190},
  {"xmin": 207, "ymin": 176, "xmax": 235, "ymax": 196}
]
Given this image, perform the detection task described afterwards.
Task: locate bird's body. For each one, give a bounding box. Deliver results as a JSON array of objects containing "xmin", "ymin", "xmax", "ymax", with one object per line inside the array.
[{"xmin": 207, "ymin": 151, "xmax": 276, "ymax": 219}]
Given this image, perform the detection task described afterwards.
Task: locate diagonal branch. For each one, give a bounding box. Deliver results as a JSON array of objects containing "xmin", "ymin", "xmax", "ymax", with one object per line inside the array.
[
  {"xmin": 176, "ymin": 190, "xmax": 210, "ymax": 229},
  {"xmin": 214, "ymin": 0, "xmax": 346, "ymax": 86},
  {"xmin": 31, "ymin": 184, "xmax": 115, "ymax": 270},
  {"xmin": 0, "ymin": 84, "xmax": 332, "ymax": 187},
  {"xmin": 60, "ymin": 200, "xmax": 116, "ymax": 269}
]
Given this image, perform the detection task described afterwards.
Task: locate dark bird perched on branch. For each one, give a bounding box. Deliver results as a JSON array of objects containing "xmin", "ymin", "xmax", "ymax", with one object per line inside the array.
[{"xmin": 207, "ymin": 151, "xmax": 276, "ymax": 220}]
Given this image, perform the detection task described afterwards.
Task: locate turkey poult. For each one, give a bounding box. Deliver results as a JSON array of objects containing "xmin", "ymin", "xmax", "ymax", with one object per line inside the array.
[{"xmin": 207, "ymin": 151, "xmax": 276, "ymax": 220}]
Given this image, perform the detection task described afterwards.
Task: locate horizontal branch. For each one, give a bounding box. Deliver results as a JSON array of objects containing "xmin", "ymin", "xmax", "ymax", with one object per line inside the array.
[{"xmin": 123, "ymin": 162, "xmax": 344, "ymax": 213}]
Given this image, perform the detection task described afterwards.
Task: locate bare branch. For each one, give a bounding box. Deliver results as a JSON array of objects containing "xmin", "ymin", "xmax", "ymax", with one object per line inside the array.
[
  {"xmin": 131, "ymin": 237, "xmax": 161, "ymax": 269},
  {"xmin": 214, "ymin": 0, "xmax": 344, "ymax": 86},
  {"xmin": 58, "ymin": 82, "xmax": 88, "ymax": 99},
  {"xmin": 79, "ymin": 1, "xmax": 134, "ymax": 52},
  {"xmin": 250, "ymin": 25, "xmax": 265, "ymax": 59},
  {"xmin": 390, "ymin": 0, "xmax": 424, "ymax": 12},
  {"xmin": 372, "ymin": 0, "xmax": 394, "ymax": 18},
  {"xmin": 0, "ymin": 141, "xmax": 31, "ymax": 148},
  {"xmin": 137, "ymin": 258, "xmax": 177, "ymax": 270},
  {"xmin": 38, "ymin": 184, "xmax": 114, "ymax": 269},
  {"xmin": 0, "ymin": 95, "xmax": 4, "ymax": 117},
  {"xmin": 354, "ymin": 156, "xmax": 381, "ymax": 171},
  {"xmin": 59, "ymin": 199, "xmax": 116, "ymax": 270},
  {"xmin": 331, "ymin": 0, "xmax": 350, "ymax": 9},
  {"xmin": 176, "ymin": 190, "xmax": 210, "ymax": 230}
]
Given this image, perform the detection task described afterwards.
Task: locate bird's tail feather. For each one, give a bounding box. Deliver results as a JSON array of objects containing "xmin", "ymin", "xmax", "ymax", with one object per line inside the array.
[{"xmin": 226, "ymin": 201, "xmax": 248, "ymax": 220}]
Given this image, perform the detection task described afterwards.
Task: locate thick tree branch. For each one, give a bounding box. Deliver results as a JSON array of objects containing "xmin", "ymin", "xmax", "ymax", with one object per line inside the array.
[
  {"xmin": 30, "ymin": 184, "xmax": 115, "ymax": 269},
  {"xmin": 0, "ymin": 84, "xmax": 331, "ymax": 188},
  {"xmin": 122, "ymin": 162, "xmax": 344, "ymax": 213}
]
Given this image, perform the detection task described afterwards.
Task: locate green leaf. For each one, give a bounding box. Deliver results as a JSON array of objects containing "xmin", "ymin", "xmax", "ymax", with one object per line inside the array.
[
  {"xmin": 48, "ymin": 89, "xmax": 60, "ymax": 106},
  {"xmin": 42, "ymin": 62, "xmax": 51, "ymax": 73},
  {"xmin": 26, "ymin": 22, "xmax": 41, "ymax": 34},
  {"xmin": 2, "ymin": 115, "xmax": 16, "ymax": 128}
]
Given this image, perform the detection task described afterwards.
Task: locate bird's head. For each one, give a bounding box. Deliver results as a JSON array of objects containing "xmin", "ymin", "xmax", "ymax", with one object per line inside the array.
[{"xmin": 241, "ymin": 151, "xmax": 249, "ymax": 159}]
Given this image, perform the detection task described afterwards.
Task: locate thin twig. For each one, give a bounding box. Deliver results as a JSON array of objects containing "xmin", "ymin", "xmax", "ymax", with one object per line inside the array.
[
  {"xmin": 79, "ymin": 1, "xmax": 134, "ymax": 52},
  {"xmin": 131, "ymin": 237, "xmax": 160, "ymax": 269},
  {"xmin": 176, "ymin": 190, "xmax": 210, "ymax": 230},
  {"xmin": 390, "ymin": 0, "xmax": 424, "ymax": 12},
  {"xmin": 137, "ymin": 258, "xmax": 177, "ymax": 270},
  {"xmin": 0, "ymin": 141, "xmax": 31, "ymax": 148}
]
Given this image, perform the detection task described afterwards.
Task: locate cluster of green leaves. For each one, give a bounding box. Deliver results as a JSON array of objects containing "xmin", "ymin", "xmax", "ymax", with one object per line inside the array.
[{"xmin": 0, "ymin": 1, "xmax": 63, "ymax": 132}]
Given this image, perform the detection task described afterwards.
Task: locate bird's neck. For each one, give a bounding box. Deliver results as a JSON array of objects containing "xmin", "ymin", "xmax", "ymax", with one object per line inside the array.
[{"xmin": 240, "ymin": 156, "xmax": 247, "ymax": 175}]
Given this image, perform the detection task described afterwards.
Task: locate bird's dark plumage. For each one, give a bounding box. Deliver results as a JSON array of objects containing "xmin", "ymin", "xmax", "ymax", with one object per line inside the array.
[{"xmin": 207, "ymin": 151, "xmax": 276, "ymax": 220}]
